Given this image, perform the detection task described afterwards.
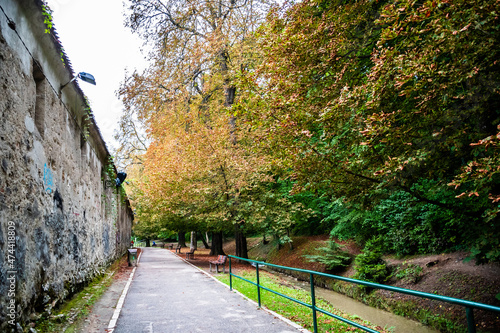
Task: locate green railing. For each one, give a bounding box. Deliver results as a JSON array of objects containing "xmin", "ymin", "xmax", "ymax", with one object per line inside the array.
[{"xmin": 228, "ymin": 255, "xmax": 500, "ymax": 333}]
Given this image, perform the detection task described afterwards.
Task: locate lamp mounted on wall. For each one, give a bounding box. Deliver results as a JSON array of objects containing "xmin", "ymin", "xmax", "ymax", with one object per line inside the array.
[
  {"xmin": 60, "ymin": 72, "xmax": 96, "ymax": 92},
  {"xmin": 104, "ymin": 172, "xmax": 127, "ymax": 190}
]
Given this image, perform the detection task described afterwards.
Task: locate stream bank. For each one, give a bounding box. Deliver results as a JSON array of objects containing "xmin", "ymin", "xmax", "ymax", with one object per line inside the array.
[
  {"xmin": 267, "ymin": 268, "xmax": 439, "ymax": 333},
  {"xmin": 243, "ymin": 236, "xmax": 500, "ymax": 332}
]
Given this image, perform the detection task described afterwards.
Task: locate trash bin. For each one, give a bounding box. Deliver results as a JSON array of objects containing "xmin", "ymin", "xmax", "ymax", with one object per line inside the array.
[{"xmin": 128, "ymin": 249, "xmax": 137, "ymax": 267}]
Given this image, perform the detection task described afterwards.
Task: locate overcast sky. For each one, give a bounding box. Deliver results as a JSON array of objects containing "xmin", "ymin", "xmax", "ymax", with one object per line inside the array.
[{"xmin": 45, "ymin": 0, "xmax": 147, "ymax": 150}]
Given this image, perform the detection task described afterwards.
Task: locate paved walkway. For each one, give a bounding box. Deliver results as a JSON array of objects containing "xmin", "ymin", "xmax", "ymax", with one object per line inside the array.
[{"xmin": 113, "ymin": 247, "xmax": 305, "ymax": 333}]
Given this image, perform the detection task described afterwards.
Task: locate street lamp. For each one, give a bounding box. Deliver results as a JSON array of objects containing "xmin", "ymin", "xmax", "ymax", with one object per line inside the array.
[
  {"xmin": 104, "ymin": 172, "xmax": 127, "ymax": 189},
  {"xmin": 60, "ymin": 71, "xmax": 96, "ymax": 91}
]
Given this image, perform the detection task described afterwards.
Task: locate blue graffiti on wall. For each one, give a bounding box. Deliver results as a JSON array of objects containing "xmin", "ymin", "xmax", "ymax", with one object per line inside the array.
[{"xmin": 43, "ymin": 163, "xmax": 54, "ymax": 194}]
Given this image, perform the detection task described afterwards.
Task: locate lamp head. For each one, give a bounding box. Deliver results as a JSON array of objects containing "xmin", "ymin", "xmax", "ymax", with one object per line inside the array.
[
  {"xmin": 115, "ymin": 172, "xmax": 127, "ymax": 187},
  {"xmin": 78, "ymin": 72, "xmax": 96, "ymax": 85},
  {"xmin": 60, "ymin": 71, "xmax": 96, "ymax": 93}
]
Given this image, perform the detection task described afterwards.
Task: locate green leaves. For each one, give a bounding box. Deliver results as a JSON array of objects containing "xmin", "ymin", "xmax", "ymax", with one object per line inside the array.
[
  {"xmin": 236, "ymin": 0, "xmax": 500, "ymax": 261},
  {"xmin": 353, "ymin": 248, "xmax": 391, "ymax": 284},
  {"xmin": 41, "ymin": 5, "xmax": 53, "ymax": 34},
  {"xmin": 118, "ymin": 0, "xmax": 500, "ymax": 262},
  {"xmin": 304, "ymin": 240, "xmax": 352, "ymax": 271}
]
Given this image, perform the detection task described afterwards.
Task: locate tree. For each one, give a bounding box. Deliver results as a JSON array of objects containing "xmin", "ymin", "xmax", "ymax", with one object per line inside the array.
[
  {"xmin": 237, "ymin": 0, "xmax": 386, "ymax": 200},
  {"xmin": 113, "ymin": 100, "xmax": 149, "ymax": 171},
  {"xmin": 117, "ymin": 0, "xmax": 272, "ymax": 257},
  {"xmin": 450, "ymin": 125, "xmax": 500, "ymax": 262},
  {"xmin": 237, "ymin": 0, "xmax": 500, "ymax": 261}
]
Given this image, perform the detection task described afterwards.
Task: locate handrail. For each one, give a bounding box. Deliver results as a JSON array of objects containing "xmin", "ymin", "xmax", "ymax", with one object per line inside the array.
[{"xmin": 228, "ymin": 255, "xmax": 500, "ymax": 333}]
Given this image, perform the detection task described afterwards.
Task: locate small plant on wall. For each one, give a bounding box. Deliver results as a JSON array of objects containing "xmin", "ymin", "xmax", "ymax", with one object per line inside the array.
[
  {"xmin": 105, "ymin": 156, "xmax": 117, "ymax": 180},
  {"xmin": 81, "ymin": 98, "xmax": 94, "ymax": 141},
  {"xmin": 41, "ymin": 4, "xmax": 53, "ymax": 33}
]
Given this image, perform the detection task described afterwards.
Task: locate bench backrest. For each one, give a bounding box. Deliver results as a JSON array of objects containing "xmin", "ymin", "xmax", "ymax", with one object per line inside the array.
[{"xmin": 218, "ymin": 255, "xmax": 227, "ymax": 263}]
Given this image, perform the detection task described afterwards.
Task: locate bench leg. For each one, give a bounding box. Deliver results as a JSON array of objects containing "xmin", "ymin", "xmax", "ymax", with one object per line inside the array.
[{"xmin": 209, "ymin": 263, "xmax": 212, "ymax": 272}]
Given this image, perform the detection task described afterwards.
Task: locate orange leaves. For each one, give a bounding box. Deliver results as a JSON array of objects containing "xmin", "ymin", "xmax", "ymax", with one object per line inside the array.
[
  {"xmin": 455, "ymin": 191, "xmax": 479, "ymax": 199},
  {"xmin": 489, "ymin": 194, "xmax": 500, "ymax": 203},
  {"xmin": 450, "ymin": 125, "xmax": 500, "ymax": 206},
  {"xmin": 137, "ymin": 93, "xmax": 274, "ymax": 223}
]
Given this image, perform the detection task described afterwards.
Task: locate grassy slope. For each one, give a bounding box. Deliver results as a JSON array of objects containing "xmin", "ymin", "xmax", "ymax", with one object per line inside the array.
[
  {"xmin": 217, "ymin": 270, "xmax": 389, "ymax": 333},
  {"xmin": 242, "ymin": 236, "xmax": 500, "ymax": 333}
]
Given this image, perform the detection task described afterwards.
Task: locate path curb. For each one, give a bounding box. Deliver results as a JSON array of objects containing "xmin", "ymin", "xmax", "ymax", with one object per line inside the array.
[{"xmin": 107, "ymin": 250, "xmax": 142, "ymax": 332}]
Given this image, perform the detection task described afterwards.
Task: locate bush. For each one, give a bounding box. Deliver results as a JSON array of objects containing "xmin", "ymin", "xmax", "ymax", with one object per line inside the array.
[
  {"xmin": 370, "ymin": 189, "xmax": 463, "ymax": 256},
  {"xmin": 303, "ymin": 240, "xmax": 352, "ymax": 271},
  {"xmin": 353, "ymin": 249, "xmax": 391, "ymax": 285},
  {"xmin": 328, "ymin": 180, "xmax": 482, "ymax": 257}
]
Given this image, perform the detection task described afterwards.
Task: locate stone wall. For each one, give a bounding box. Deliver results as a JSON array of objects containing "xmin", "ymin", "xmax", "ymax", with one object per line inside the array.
[{"xmin": 0, "ymin": 0, "xmax": 133, "ymax": 330}]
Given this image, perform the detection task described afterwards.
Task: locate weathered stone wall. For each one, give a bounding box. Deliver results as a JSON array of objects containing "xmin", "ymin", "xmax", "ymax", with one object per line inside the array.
[{"xmin": 0, "ymin": 0, "xmax": 133, "ymax": 330}]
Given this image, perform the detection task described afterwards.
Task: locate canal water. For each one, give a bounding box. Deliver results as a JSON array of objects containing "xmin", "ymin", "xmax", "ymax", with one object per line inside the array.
[{"xmin": 270, "ymin": 270, "xmax": 438, "ymax": 333}]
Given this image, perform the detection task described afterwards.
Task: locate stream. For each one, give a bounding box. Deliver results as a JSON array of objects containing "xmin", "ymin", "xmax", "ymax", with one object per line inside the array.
[{"xmin": 266, "ymin": 269, "xmax": 439, "ymax": 333}]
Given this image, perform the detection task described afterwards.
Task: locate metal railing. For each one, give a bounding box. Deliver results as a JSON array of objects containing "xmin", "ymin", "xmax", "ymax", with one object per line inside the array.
[{"xmin": 228, "ymin": 255, "xmax": 500, "ymax": 333}]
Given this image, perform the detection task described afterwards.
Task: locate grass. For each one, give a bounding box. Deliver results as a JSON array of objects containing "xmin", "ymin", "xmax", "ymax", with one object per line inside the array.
[{"xmin": 216, "ymin": 269, "xmax": 388, "ymax": 333}]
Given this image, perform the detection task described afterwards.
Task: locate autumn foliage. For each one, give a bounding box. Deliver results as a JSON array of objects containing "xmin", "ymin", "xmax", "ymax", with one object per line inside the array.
[{"xmin": 117, "ymin": 0, "xmax": 500, "ymax": 262}]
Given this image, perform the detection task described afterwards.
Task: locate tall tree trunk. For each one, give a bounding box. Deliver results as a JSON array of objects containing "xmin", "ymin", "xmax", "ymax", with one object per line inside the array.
[
  {"xmin": 200, "ymin": 231, "xmax": 211, "ymax": 249},
  {"xmin": 210, "ymin": 231, "xmax": 225, "ymax": 255},
  {"xmin": 190, "ymin": 231, "xmax": 197, "ymax": 250},
  {"xmin": 220, "ymin": 50, "xmax": 248, "ymax": 258},
  {"xmin": 145, "ymin": 239, "xmax": 151, "ymax": 247},
  {"xmin": 234, "ymin": 223, "xmax": 248, "ymax": 259},
  {"xmin": 177, "ymin": 231, "xmax": 187, "ymax": 247}
]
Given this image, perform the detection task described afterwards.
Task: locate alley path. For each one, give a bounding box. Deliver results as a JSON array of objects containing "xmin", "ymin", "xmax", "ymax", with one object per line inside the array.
[{"xmin": 113, "ymin": 247, "xmax": 305, "ymax": 333}]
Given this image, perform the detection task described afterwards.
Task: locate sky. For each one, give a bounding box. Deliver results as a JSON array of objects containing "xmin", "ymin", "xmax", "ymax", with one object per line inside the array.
[{"xmin": 45, "ymin": 0, "xmax": 148, "ymax": 150}]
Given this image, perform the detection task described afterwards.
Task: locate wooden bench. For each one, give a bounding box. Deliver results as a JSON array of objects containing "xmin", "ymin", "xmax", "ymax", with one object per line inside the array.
[
  {"xmin": 175, "ymin": 244, "xmax": 182, "ymax": 253},
  {"xmin": 209, "ymin": 255, "xmax": 227, "ymax": 273},
  {"xmin": 185, "ymin": 248, "xmax": 195, "ymax": 259},
  {"xmin": 163, "ymin": 243, "xmax": 174, "ymax": 250}
]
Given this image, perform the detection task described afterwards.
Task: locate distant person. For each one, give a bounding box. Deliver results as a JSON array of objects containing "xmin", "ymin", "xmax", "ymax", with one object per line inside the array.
[
  {"xmin": 131, "ymin": 240, "xmax": 134, "ymax": 247},
  {"xmin": 152, "ymin": 241, "xmax": 156, "ymax": 247}
]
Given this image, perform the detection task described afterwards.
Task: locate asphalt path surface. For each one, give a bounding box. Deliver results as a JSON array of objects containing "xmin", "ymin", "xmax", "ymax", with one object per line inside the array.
[{"xmin": 114, "ymin": 247, "xmax": 305, "ymax": 333}]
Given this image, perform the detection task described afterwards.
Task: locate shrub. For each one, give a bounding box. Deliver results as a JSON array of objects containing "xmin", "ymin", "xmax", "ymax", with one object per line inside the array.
[
  {"xmin": 303, "ymin": 240, "xmax": 352, "ymax": 271},
  {"xmin": 353, "ymin": 249, "xmax": 391, "ymax": 285},
  {"xmin": 328, "ymin": 180, "xmax": 482, "ymax": 257}
]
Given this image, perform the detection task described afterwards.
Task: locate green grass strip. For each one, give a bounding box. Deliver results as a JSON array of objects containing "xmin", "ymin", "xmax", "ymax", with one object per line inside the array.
[
  {"xmin": 34, "ymin": 256, "xmax": 125, "ymax": 332},
  {"xmin": 216, "ymin": 270, "xmax": 387, "ymax": 333}
]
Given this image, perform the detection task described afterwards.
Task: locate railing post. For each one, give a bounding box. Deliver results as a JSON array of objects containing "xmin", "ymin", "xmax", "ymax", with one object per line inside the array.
[
  {"xmin": 256, "ymin": 263, "xmax": 261, "ymax": 308},
  {"xmin": 310, "ymin": 273, "xmax": 318, "ymax": 333},
  {"xmin": 229, "ymin": 256, "xmax": 232, "ymax": 291},
  {"xmin": 466, "ymin": 307, "xmax": 476, "ymax": 333}
]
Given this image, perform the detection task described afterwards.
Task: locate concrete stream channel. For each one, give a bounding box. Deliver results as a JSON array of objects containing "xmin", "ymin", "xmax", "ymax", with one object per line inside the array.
[{"xmin": 261, "ymin": 268, "xmax": 438, "ymax": 333}]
